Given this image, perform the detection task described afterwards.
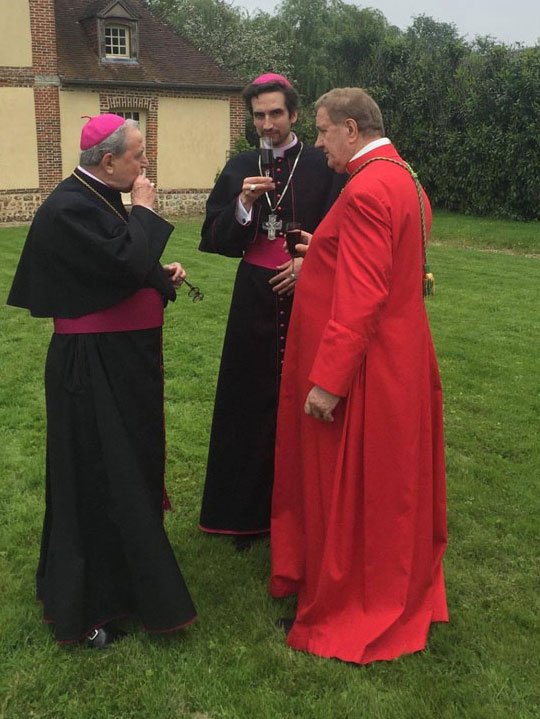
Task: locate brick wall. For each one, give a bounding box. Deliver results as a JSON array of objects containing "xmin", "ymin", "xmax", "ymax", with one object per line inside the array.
[
  {"xmin": 30, "ymin": 0, "xmax": 63, "ymax": 195},
  {"xmin": 230, "ymin": 93, "xmax": 246, "ymax": 149},
  {"xmin": 1, "ymin": 1, "xmax": 245, "ymax": 223},
  {"xmin": 100, "ymin": 91, "xmax": 160, "ymax": 186},
  {"xmin": 99, "ymin": 86, "xmax": 245, "ymax": 214}
]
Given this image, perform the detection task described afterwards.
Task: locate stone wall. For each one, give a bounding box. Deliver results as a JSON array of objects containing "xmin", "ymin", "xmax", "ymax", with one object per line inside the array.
[
  {"xmin": 0, "ymin": 187, "xmax": 209, "ymax": 224},
  {"xmin": 158, "ymin": 189, "xmax": 209, "ymax": 217},
  {"xmin": 0, "ymin": 189, "xmax": 42, "ymax": 223}
]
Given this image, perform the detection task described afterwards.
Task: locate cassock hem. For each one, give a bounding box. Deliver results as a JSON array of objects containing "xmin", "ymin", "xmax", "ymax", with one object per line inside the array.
[
  {"xmin": 144, "ymin": 614, "xmax": 198, "ymax": 634},
  {"xmin": 44, "ymin": 611, "xmax": 198, "ymax": 644},
  {"xmin": 286, "ymin": 617, "xmax": 450, "ymax": 664},
  {"xmin": 198, "ymin": 523, "xmax": 270, "ymax": 536}
]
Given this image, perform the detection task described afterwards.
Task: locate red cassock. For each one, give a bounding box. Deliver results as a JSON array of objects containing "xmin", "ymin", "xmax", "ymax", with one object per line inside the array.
[{"xmin": 270, "ymin": 143, "xmax": 448, "ymax": 664}]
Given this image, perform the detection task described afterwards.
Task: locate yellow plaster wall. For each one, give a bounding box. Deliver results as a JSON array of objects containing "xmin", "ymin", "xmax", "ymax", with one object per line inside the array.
[
  {"xmin": 157, "ymin": 97, "xmax": 230, "ymax": 189},
  {"xmin": 0, "ymin": 88, "xmax": 39, "ymax": 190},
  {"xmin": 59, "ymin": 91, "xmax": 101, "ymax": 177},
  {"xmin": 0, "ymin": 0, "xmax": 33, "ymax": 67}
]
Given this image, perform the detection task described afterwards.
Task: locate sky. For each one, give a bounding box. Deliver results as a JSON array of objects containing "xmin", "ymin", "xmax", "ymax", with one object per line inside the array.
[{"xmin": 231, "ymin": 0, "xmax": 540, "ymax": 47}]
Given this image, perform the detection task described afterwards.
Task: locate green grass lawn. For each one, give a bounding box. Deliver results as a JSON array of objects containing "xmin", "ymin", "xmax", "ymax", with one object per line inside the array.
[{"xmin": 1, "ymin": 212, "xmax": 539, "ymax": 719}]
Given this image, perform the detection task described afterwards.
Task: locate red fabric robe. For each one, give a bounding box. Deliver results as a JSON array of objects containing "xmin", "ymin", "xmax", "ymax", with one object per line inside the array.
[{"xmin": 269, "ymin": 143, "xmax": 448, "ymax": 664}]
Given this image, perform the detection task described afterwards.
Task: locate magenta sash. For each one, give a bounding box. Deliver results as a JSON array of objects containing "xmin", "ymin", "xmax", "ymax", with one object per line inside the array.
[
  {"xmin": 54, "ymin": 288, "xmax": 164, "ymax": 334},
  {"xmin": 243, "ymin": 233, "xmax": 289, "ymax": 269}
]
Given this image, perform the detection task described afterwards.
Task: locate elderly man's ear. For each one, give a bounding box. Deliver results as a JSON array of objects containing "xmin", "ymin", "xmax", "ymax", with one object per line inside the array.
[
  {"xmin": 101, "ymin": 153, "xmax": 115, "ymax": 175},
  {"xmin": 344, "ymin": 118, "xmax": 359, "ymax": 141}
]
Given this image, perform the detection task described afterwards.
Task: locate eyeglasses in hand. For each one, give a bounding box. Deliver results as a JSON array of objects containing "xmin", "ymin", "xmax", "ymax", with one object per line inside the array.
[{"xmin": 182, "ymin": 278, "xmax": 204, "ymax": 302}]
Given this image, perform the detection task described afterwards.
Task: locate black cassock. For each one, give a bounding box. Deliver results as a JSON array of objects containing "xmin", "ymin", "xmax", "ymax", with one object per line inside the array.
[
  {"xmin": 7, "ymin": 171, "xmax": 196, "ymax": 642},
  {"xmin": 199, "ymin": 143, "xmax": 344, "ymax": 535}
]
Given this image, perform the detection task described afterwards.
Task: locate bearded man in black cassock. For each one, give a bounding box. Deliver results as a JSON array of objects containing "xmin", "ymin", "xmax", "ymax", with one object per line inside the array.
[
  {"xmin": 7, "ymin": 114, "xmax": 197, "ymax": 647},
  {"xmin": 198, "ymin": 74, "xmax": 344, "ymax": 549}
]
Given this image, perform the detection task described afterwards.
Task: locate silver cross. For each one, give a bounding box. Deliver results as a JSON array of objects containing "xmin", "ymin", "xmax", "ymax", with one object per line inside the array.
[{"xmin": 262, "ymin": 213, "xmax": 282, "ymax": 241}]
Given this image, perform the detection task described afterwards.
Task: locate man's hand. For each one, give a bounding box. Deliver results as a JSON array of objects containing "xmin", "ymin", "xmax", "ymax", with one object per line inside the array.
[
  {"xmin": 239, "ymin": 176, "xmax": 275, "ymax": 212},
  {"xmin": 131, "ymin": 174, "xmax": 156, "ymax": 209},
  {"xmin": 304, "ymin": 385, "xmax": 341, "ymax": 422},
  {"xmin": 269, "ymin": 257, "xmax": 303, "ymax": 295},
  {"xmin": 294, "ymin": 230, "xmax": 312, "ymax": 257},
  {"xmin": 163, "ymin": 262, "xmax": 186, "ymax": 288}
]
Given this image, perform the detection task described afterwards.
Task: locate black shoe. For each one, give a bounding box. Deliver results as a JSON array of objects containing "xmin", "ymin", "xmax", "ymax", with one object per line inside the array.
[
  {"xmin": 233, "ymin": 533, "xmax": 269, "ymax": 552},
  {"xmin": 276, "ymin": 617, "xmax": 295, "ymax": 635},
  {"xmin": 85, "ymin": 623, "xmax": 126, "ymax": 649}
]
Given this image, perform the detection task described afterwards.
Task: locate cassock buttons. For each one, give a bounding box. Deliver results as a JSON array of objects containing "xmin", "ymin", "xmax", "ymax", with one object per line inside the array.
[{"xmin": 280, "ymin": 323, "xmax": 285, "ymax": 328}]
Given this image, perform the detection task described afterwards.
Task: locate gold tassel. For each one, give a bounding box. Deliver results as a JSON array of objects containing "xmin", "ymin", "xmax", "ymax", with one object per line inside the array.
[{"xmin": 423, "ymin": 264, "xmax": 435, "ymax": 297}]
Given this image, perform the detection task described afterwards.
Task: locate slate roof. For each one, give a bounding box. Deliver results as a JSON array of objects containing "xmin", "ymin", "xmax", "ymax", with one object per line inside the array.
[{"xmin": 55, "ymin": 0, "xmax": 243, "ymax": 89}]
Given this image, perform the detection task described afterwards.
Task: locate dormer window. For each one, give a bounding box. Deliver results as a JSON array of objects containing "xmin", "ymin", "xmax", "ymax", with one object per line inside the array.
[
  {"xmin": 80, "ymin": 1, "xmax": 140, "ymax": 64},
  {"xmin": 105, "ymin": 25, "xmax": 130, "ymax": 58}
]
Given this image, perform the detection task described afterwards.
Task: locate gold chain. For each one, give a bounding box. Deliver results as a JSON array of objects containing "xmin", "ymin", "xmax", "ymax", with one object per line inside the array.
[
  {"xmin": 72, "ymin": 171, "xmax": 128, "ymax": 224},
  {"xmin": 347, "ymin": 156, "xmax": 434, "ymax": 297}
]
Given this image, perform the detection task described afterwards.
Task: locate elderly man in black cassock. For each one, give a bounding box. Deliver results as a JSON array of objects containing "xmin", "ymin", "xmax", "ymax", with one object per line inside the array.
[
  {"xmin": 198, "ymin": 73, "xmax": 344, "ymax": 549},
  {"xmin": 7, "ymin": 114, "xmax": 197, "ymax": 648}
]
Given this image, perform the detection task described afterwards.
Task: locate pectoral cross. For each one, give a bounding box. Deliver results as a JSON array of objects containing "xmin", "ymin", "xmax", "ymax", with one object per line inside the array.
[{"xmin": 262, "ymin": 213, "xmax": 282, "ymax": 241}]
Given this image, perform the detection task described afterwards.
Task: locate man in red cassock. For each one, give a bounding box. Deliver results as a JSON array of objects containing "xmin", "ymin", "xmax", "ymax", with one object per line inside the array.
[{"xmin": 270, "ymin": 87, "xmax": 448, "ymax": 664}]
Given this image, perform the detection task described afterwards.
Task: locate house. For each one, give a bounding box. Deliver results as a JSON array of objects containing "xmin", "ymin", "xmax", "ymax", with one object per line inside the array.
[{"xmin": 0, "ymin": 0, "xmax": 245, "ymax": 222}]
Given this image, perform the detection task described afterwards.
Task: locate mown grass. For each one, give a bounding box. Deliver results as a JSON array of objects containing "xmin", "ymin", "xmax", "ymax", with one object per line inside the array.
[
  {"xmin": 0, "ymin": 212, "xmax": 539, "ymax": 719},
  {"xmin": 431, "ymin": 210, "xmax": 540, "ymax": 255}
]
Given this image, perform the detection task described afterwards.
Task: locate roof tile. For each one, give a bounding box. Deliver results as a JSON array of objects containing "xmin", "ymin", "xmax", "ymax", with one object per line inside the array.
[{"xmin": 55, "ymin": 0, "xmax": 243, "ymax": 88}]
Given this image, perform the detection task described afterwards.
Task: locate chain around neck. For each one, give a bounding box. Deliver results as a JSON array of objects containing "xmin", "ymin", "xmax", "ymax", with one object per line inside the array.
[
  {"xmin": 72, "ymin": 171, "xmax": 128, "ymax": 224},
  {"xmin": 258, "ymin": 142, "xmax": 304, "ymax": 213}
]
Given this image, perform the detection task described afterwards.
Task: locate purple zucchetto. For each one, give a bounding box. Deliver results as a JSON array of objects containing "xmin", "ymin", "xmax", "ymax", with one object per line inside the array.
[
  {"xmin": 80, "ymin": 114, "xmax": 126, "ymax": 150},
  {"xmin": 251, "ymin": 73, "xmax": 292, "ymax": 88}
]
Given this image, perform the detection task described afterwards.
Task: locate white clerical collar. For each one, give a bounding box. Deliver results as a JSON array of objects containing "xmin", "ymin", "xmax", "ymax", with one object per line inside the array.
[
  {"xmin": 77, "ymin": 165, "xmax": 108, "ymax": 187},
  {"xmin": 350, "ymin": 137, "xmax": 391, "ymax": 163},
  {"xmin": 263, "ymin": 133, "xmax": 298, "ymax": 158}
]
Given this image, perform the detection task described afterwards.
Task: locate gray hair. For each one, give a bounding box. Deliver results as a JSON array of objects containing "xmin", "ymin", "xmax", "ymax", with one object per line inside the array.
[
  {"xmin": 316, "ymin": 88, "xmax": 385, "ymax": 138},
  {"xmin": 79, "ymin": 118, "xmax": 138, "ymax": 166}
]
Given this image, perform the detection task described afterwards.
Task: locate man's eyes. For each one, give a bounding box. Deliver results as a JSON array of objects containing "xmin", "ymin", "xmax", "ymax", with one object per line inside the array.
[{"xmin": 254, "ymin": 111, "xmax": 285, "ymax": 119}]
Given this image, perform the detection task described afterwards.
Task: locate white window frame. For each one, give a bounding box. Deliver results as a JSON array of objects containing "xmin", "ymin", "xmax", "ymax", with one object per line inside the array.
[{"xmin": 104, "ymin": 24, "xmax": 130, "ymax": 58}]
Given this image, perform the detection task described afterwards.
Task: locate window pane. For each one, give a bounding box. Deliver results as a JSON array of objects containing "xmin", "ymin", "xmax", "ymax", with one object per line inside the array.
[
  {"xmin": 105, "ymin": 25, "xmax": 130, "ymax": 57},
  {"xmin": 114, "ymin": 111, "xmax": 141, "ymax": 122}
]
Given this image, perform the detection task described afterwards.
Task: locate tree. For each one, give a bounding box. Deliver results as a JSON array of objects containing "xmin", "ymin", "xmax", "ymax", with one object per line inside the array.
[{"xmin": 146, "ymin": 0, "xmax": 293, "ymax": 82}]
